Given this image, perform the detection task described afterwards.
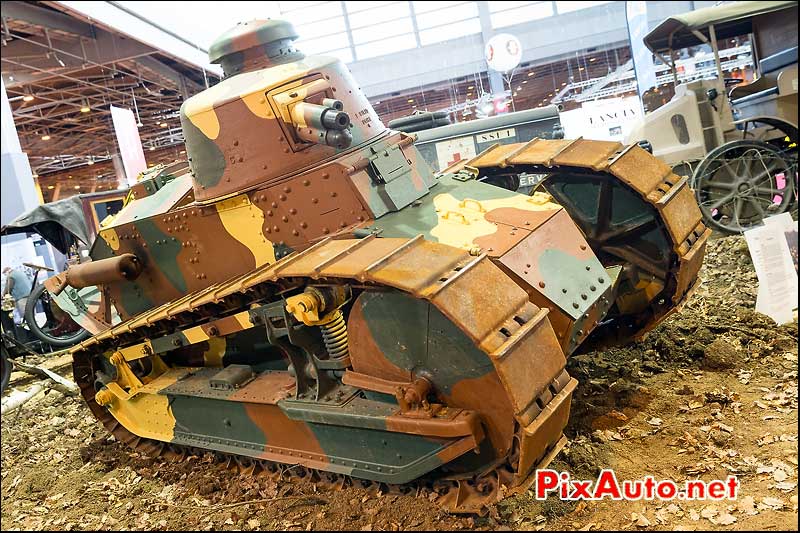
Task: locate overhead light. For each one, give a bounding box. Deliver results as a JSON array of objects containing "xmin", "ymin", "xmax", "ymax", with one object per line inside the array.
[
  {"xmin": 23, "ymin": 94, "xmax": 34, "ymax": 102},
  {"xmin": 47, "ymin": 185, "xmax": 54, "ymax": 190},
  {"xmin": 149, "ymin": 146, "xmax": 156, "ymax": 151},
  {"xmin": 80, "ymin": 104, "xmax": 90, "ymax": 113},
  {"xmin": 522, "ymin": 80, "xmax": 528, "ymax": 84},
  {"xmin": 589, "ymin": 57, "xmax": 597, "ymax": 62},
  {"xmin": 68, "ymin": 175, "xmax": 73, "ymax": 179},
  {"xmin": 527, "ymin": 72, "xmax": 535, "ymax": 77},
  {"xmin": 579, "ymin": 66, "xmax": 585, "ymax": 71},
  {"xmin": 468, "ymin": 85, "xmax": 474, "ymax": 89},
  {"xmin": 160, "ymin": 122, "xmax": 168, "ymax": 127},
  {"xmin": 41, "ymin": 133, "xmax": 51, "ymax": 141},
  {"xmin": 87, "ymin": 158, "xmax": 94, "ymax": 165},
  {"xmin": 561, "ymin": 82, "xmax": 567, "ymax": 86},
  {"xmin": 74, "ymin": 185, "xmax": 80, "ymax": 190},
  {"xmin": 407, "ymin": 99, "xmax": 414, "ymax": 103},
  {"xmin": 32, "ymin": 173, "xmax": 39, "ymax": 178}
]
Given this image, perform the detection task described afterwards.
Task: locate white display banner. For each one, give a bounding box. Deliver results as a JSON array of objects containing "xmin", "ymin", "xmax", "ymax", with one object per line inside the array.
[
  {"xmin": 626, "ymin": 1, "xmax": 657, "ymax": 104},
  {"xmin": 559, "ymin": 96, "xmax": 641, "ymax": 141},
  {"xmin": 110, "ymin": 105, "xmax": 147, "ymax": 186}
]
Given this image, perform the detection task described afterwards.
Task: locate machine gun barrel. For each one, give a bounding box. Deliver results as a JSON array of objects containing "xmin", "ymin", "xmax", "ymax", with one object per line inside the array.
[
  {"xmin": 291, "ymin": 101, "xmax": 352, "ymax": 149},
  {"xmin": 292, "ymin": 101, "xmax": 349, "ymax": 131}
]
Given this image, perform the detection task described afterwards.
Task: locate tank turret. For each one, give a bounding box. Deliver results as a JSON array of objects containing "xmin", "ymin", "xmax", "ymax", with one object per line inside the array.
[{"xmin": 180, "ymin": 19, "xmax": 388, "ymax": 202}]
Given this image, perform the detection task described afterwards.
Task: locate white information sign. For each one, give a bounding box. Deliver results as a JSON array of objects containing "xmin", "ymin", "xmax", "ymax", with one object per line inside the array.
[
  {"xmin": 559, "ymin": 96, "xmax": 641, "ymax": 141},
  {"xmin": 744, "ymin": 213, "xmax": 798, "ymax": 325}
]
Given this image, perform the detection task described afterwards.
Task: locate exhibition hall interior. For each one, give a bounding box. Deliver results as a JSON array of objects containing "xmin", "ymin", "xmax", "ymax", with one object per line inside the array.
[{"xmin": 0, "ymin": 1, "xmax": 797, "ymax": 532}]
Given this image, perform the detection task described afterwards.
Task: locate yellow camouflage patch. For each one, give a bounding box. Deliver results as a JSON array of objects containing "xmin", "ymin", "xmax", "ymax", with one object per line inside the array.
[
  {"xmin": 203, "ymin": 336, "xmax": 226, "ymax": 367},
  {"xmin": 188, "ymin": 109, "xmax": 221, "ymax": 140},
  {"xmin": 215, "ymin": 194, "xmax": 276, "ymax": 267},
  {"xmin": 182, "ymin": 56, "xmax": 327, "ymax": 134},
  {"xmin": 100, "ymin": 228, "xmax": 121, "ymax": 251},
  {"xmin": 430, "ymin": 192, "xmax": 560, "ymax": 251}
]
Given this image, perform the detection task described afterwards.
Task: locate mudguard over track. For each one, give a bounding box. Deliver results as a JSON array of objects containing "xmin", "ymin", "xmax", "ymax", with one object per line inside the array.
[{"xmin": 71, "ymin": 236, "xmax": 576, "ymax": 513}]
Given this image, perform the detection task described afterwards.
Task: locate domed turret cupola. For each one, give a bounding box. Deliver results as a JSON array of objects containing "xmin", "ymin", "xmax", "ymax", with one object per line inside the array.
[
  {"xmin": 180, "ymin": 19, "xmax": 387, "ymax": 202},
  {"xmin": 209, "ymin": 19, "xmax": 303, "ymax": 77}
]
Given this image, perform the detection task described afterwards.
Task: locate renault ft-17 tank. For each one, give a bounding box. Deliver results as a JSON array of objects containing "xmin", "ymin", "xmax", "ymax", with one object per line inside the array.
[{"xmin": 46, "ymin": 19, "xmax": 710, "ymax": 513}]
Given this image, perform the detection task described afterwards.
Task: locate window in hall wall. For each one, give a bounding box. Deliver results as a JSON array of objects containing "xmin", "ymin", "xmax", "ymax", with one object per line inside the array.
[
  {"xmin": 347, "ymin": 2, "xmax": 412, "ymax": 29},
  {"xmin": 555, "ymin": 1, "xmax": 612, "ymax": 14},
  {"xmin": 356, "ymin": 33, "xmax": 418, "ymax": 60},
  {"xmin": 294, "ymin": 16, "xmax": 348, "ymax": 42},
  {"xmin": 351, "ymin": 18, "xmax": 415, "ymax": 45},
  {"xmin": 280, "ymin": 0, "xmax": 350, "ymax": 57},
  {"xmin": 489, "ymin": 2, "xmax": 554, "ymax": 29},
  {"xmin": 344, "ymin": 1, "xmax": 399, "ymax": 14},
  {"xmin": 415, "ymin": 1, "xmax": 481, "ymax": 46},
  {"xmin": 320, "ymin": 47, "xmax": 354, "ymax": 63},
  {"xmin": 415, "ymin": 2, "xmax": 479, "ymax": 29},
  {"xmin": 296, "ymin": 32, "xmax": 351, "ymax": 55},
  {"xmin": 279, "ymin": 1, "xmax": 343, "ymax": 25},
  {"xmin": 419, "ymin": 19, "xmax": 482, "ymax": 45}
]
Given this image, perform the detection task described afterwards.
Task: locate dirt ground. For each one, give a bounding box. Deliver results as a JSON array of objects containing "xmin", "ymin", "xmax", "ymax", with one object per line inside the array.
[{"xmin": 1, "ymin": 234, "xmax": 797, "ymax": 531}]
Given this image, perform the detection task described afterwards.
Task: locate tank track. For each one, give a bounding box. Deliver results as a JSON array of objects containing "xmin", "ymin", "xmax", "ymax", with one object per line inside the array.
[
  {"xmin": 71, "ymin": 236, "xmax": 575, "ymax": 514},
  {"xmin": 448, "ymin": 137, "xmax": 712, "ymax": 342}
]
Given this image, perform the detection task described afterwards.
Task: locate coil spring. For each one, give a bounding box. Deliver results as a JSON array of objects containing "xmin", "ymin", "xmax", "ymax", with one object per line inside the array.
[{"xmin": 321, "ymin": 310, "xmax": 349, "ymax": 359}]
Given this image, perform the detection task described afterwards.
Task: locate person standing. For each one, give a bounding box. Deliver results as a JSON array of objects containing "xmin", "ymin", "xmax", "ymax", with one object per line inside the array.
[{"xmin": 2, "ymin": 266, "xmax": 32, "ymax": 325}]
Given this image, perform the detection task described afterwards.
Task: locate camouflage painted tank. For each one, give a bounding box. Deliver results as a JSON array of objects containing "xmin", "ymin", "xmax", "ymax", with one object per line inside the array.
[{"xmin": 47, "ymin": 19, "xmax": 711, "ymax": 512}]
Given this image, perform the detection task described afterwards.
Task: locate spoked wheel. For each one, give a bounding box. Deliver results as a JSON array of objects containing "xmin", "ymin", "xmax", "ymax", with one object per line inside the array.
[
  {"xmin": 693, "ymin": 140, "xmax": 797, "ymax": 234},
  {"xmin": 23, "ymin": 283, "xmax": 90, "ymax": 348}
]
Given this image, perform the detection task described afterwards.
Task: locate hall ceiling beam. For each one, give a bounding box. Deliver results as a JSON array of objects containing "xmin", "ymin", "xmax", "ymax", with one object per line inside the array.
[{"xmin": 1, "ymin": 1, "xmax": 93, "ymax": 37}]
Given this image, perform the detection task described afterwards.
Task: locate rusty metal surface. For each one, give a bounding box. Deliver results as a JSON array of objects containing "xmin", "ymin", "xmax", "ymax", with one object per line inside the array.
[{"xmin": 460, "ymin": 138, "xmax": 712, "ymax": 338}]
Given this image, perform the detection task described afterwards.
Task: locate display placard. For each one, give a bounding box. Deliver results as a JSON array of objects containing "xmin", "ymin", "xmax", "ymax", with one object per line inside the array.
[{"xmin": 110, "ymin": 105, "xmax": 148, "ymax": 186}]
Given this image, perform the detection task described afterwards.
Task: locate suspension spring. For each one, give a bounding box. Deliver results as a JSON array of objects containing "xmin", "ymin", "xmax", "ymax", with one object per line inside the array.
[{"xmin": 320, "ymin": 310, "xmax": 349, "ymax": 359}]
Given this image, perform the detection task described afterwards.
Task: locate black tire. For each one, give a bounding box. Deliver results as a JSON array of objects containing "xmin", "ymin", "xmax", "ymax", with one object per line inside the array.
[
  {"xmin": 693, "ymin": 140, "xmax": 797, "ymax": 234},
  {"xmin": 23, "ymin": 283, "xmax": 90, "ymax": 347},
  {"xmin": 1, "ymin": 344, "xmax": 11, "ymax": 393}
]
